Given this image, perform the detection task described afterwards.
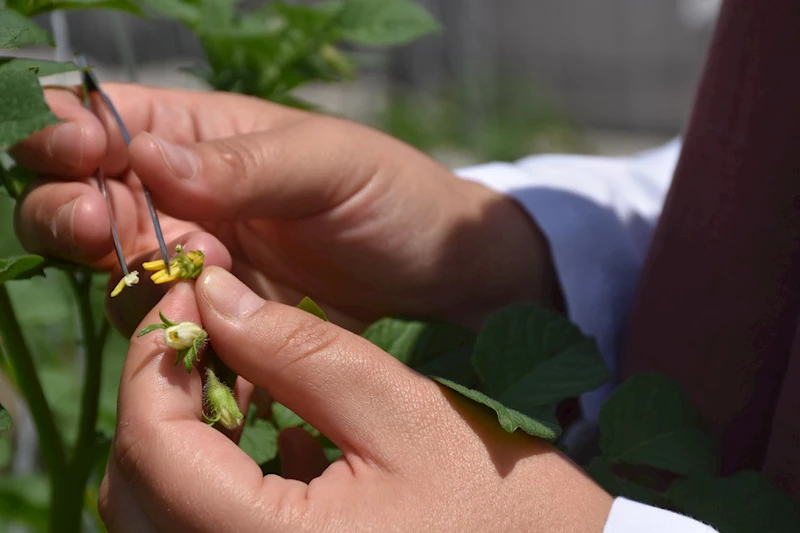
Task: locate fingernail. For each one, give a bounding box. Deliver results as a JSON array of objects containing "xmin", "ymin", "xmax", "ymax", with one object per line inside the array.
[
  {"xmin": 51, "ymin": 197, "xmax": 80, "ymax": 253},
  {"xmin": 202, "ymin": 268, "xmax": 263, "ymax": 318},
  {"xmin": 48, "ymin": 122, "xmax": 84, "ymax": 170},
  {"xmin": 151, "ymin": 134, "xmax": 198, "ymax": 180}
]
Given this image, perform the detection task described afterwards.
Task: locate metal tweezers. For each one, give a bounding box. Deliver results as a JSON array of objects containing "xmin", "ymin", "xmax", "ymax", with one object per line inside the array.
[{"xmin": 75, "ymin": 54, "xmax": 171, "ymax": 276}]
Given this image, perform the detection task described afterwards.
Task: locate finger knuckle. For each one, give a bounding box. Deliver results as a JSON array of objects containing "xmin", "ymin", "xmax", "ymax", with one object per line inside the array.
[
  {"xmin": 265, "ymin": 312, "xmax": 344, "ymax": 376},
  {"xmin": 112, "ymin": 416, "xmax": 150, "ymax": 483},
  {"xmin": 215, "ymin": 138, "xmax": 262, "ymax": 181}
]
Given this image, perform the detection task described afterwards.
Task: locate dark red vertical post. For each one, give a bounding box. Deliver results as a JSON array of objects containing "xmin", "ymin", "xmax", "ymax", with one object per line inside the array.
[{"xmin": 622, "ymin": 0, "xmax": 800, "ymax": 475}]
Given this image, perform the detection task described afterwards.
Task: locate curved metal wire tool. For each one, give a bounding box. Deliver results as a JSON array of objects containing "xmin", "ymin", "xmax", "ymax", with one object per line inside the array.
[{"xmin": 75, "ymin": 54, "xmax": 171, "ymax": 276}]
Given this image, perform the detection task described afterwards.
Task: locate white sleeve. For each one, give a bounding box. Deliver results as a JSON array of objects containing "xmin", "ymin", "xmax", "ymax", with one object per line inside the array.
[
  {"xmin": 604, "ymin": 498, "xmax": 718, "ymax": 533},
  {"xmin": 454, "ymin": 138, "xmax": 681, "ymax": 423}
]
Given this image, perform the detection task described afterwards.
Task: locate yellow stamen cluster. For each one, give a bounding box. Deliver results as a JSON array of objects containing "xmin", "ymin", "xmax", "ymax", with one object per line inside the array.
[{"xmin": 142, "ymin": 244, "xmax": 205, "ymax": 285}]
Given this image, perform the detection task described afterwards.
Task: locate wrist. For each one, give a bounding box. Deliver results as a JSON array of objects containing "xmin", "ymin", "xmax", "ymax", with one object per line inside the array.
[{"xmin": 440, "ymin": 179, "xmax": 564, "ymax": 328}]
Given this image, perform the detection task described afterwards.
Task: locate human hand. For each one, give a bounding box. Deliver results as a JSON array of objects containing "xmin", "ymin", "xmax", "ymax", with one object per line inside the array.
[
  {"xmin": 99, "ymin": 267, "xmax": 610, "ymax": 533},
  {"xmin": 12, "ymin": 85, "xmax": 558, "ymax": 334}
]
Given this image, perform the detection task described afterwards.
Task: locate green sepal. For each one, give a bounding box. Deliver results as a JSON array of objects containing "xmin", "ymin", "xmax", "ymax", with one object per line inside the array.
[
  {"xmin": 297, "ymin": 296, "xmax": 329, "ymax": 321},
  {"xmin": 136, "ymin": 323, "xmax": 166, "ymax": 337},
  {"xmin": 158, "ymin": 310, "xmax": 178, "ymax": 327}
]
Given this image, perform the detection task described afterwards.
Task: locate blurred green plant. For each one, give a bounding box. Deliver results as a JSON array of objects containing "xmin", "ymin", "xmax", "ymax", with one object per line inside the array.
[{"xmin": 376, "ymin": 81, "xmax": 585, "ymax": 164}]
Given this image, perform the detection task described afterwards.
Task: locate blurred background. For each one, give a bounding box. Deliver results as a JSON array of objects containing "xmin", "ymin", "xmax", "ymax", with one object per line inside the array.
[
  {"xmin": 14, "ymin": 0, "xmax": 721, "ymax": 165},
  {"xmin": 0, "ymin": 1, "xmax": 721, "ymax": 530}
]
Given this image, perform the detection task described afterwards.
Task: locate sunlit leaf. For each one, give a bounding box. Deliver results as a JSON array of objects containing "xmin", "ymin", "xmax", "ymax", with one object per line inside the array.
[
  {"xmin": 0, "ymin": 57, "xmax": 80, "ymax": 77},
  {"xmin": 0, "ymin": 7, "xmax": 51, "ymax": 49},
  {"xmin": 435, "ymin": 378, "xmax": 560, "ymax": 440},
  {"xmin": 0, "ymin": 69, "xmax": 60, "ymax": 151}
]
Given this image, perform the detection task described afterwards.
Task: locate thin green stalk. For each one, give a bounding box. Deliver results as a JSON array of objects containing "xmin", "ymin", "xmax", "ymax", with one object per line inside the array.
[
  {"xmin": 69, "ymin": 272, "xmax": 106, "ymax": 469},
  {"xmin": 48, "ymin": 272, "xmax": 111, "ymax": 533},
  {"xmin": 0, "ymin": 285, "xmax": 67, "ymax": 474}
]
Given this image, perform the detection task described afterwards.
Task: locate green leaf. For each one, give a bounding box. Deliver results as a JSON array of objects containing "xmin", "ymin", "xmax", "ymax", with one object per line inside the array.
[
  {"xmin": 0, "ymin": 164, "xmax": 37, "ymax": 199},
  {"xmin": 0, "ymin": 7, "xmax": 52, "ymax": 49},
  {"xmin": 239, "ymin": 417, "xmax": 279, "ymax": 465},
  {"xmin": 0, "ymin": 434, "xmax": 11, "ymax": 467},
  {"xmin": 599, "ymin": 374, "xmax": 719, "ymax": 478},
  {"xmin": 0, "ymin": 255, "xmax": 45, "ymax": 284},
  {"xmin": 585, "ymin": 457, "xmax": 665, "ymax": 507},
  {"xmin": 361, "ymin": 316, "xmax": 475, "ymax": 369},
  {"xmin": 336, "ymin": 0, "xmax": 441, "ymax": 47},
  {"xmin": 435, "ymin": 378, "xmax": 560, "ymax": 440},
  {"xmin": 0, "ymin": 57, "xmax": 80, "ymax": 77},
  {"xmin": 667, "ymin": 472, "xmax": 800, "ymax": 533},
  {"xmin": 136, "ymin": 323, "xmax": 166, "ymax": 337},
  {"xmin": 6, "ymin": 0, "xmax": 142, "ymax": 17},
  {"xmin": 158, "ymin": 310, "xmax": 178, "ymax": 327},
  {"xmin": 137, "ymin": 0, "xmax": 202, "ymax": 26},
  {"xmin": 0, "ymin": 69, "xmax": 60, "ymax": 151},
  {"xmin": 271, "ymin": 402, "xmax": 310, "ymax": 431},
  {"xmin": 473, "ymin": 303, "xmax": 611, "ymax": 411},
  {"xmin": 0, "ymin": 474, "xmax": 49, "ymax": 532},
  {"xmin": 0, "ymin": 401, "xmax": 12, "ymax": 431},
  {"xmin": 297, "ymin": 296, "xmax": 329, "ymax": 321}
]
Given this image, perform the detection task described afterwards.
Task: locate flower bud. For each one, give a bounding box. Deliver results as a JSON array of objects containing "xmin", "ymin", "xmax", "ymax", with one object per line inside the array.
[
  {"xmin": 164, "ymin": 322, "xmax": 207, "ymax": 351},
  {"xmin": 204, "ymin": 368, "xmax": 244, "ymax": 430}
]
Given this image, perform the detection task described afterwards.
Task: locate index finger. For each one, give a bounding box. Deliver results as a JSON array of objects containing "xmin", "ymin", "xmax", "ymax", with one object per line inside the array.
[
  {"xmin": 112, "ymin": 282, "xmax": 287, "ymax": 533},
  {"xmin": 10, "ymin": 84, "xmax": 304, "ymax": 178}
]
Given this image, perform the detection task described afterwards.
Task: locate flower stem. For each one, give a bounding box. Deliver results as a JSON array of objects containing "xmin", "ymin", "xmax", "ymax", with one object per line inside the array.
[{"xmin": 0, "ymin": 285, "xmax": 67, "ymax": 474}]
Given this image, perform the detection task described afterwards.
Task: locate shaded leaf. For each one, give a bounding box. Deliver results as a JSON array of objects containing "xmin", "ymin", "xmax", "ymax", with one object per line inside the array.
[
  {"xmin": 0, "ymin": 57, "xmax": 80, "ymax": 77},
  {"xmin": 435, "ymin": 378, "xmax": 560, "ymax": 440},
  {"xmin": 667, "ymin": 472, "xmax": 800, "ymax": 533},
  {"xmin": 361, "ymin": 316, "xmax": 475, "ymax": 369},
  {"xmin": 337, "ymin": 0, "xmax": 440, "ymax": 46},
  {"xmin": 599, "ymin": 373, "xmax": 719, "ymax": 478},
  {"xmin": 0, "ymin": 164, "xmax": 37, "ymax": 199},
  {"xmin": 239, "ymin": 417, "xmax": 279, "ymax": 465},
  {"xmin": 0, "ymin": 434, "xmax": 11, "ymax": 467},
  {"xmin": 0, "ymin": 69, "xmax": 60, "ymax": 151},
  {"xmin": 0, "ymin": 7, "xmax": 52, "ymax": 49},
  {"xmin": 0, "ymin": 401, "xmax": 12, "ymax": 431},
  {"xmin": 585, "ymin": 457, "xmax": 665, "ymax": 507},
  {"xmin": 6, "ymin": 0, "xmax": 142, "ymax": 17},
  {"xmin": 271, "ymin": 402, "xmax": 316, "ymax": 433},
  {"xmin": 297, "ymin": 296, "xmax": 329, "ymax": 321},
  {"xmin": 474, "ymin": 303, "xmax": 611, "ymax": 411},
  {"xmin": 0, "ymin": 255, "xmax": 45, "ymax": 284}
]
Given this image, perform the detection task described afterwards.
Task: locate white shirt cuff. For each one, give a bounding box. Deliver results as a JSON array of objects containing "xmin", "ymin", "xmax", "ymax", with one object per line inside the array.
[{"xmin": 604, "ymin": 498, "xmax": 718, "ymax": 533}]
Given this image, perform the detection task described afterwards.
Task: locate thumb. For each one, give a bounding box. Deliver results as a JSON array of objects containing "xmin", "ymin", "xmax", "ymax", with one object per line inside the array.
[
  {"xmin": 195, "ymin": 267, "xmax": 442, "ymax": 470},
  {"xmin": 128, "ymin": 121, "xmax": 376, "ymax": 222}
]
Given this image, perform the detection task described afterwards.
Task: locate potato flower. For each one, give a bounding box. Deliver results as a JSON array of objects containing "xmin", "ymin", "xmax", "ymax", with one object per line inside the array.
[
  {"xmin": 137, "ymin": 311, "xmax": 208, "ymax": 373},
  {"xmin": 142, "ymin": 244, "xmax": 204, "ymax": 285}
]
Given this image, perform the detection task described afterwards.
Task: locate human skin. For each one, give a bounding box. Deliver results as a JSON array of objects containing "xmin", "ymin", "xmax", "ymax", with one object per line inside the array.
[
  {"xmin": 97, "ymin": 268, "xmax": 612, "ymax": 533},
  {"xmin": 11, "ymin": 85, "xmax": 611, "ymax": 531},
  {"xmin": 11, "ymin": 84, "xmax": 560, "ymax": 335}
]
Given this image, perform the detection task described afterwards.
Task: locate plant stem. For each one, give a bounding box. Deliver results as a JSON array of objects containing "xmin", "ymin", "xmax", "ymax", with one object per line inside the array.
[
  {"xmin": 47, "ymin": 272, "xmax": 111, "ymax": 533},
  {"xmin": 0, "ymin": 285, "xmax": 66, "ymax": 474},
  {"xmin": 69, "ymin": 272, "xmax": 105, "ymax": 468}
]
